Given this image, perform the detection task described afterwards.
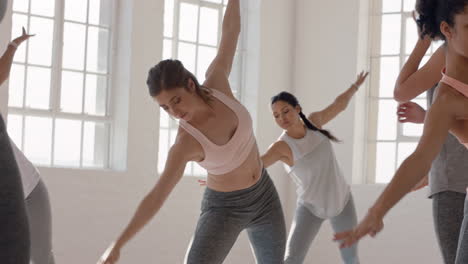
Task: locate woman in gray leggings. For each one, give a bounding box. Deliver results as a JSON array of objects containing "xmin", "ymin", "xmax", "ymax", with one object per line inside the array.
[
  {"xmin": 261, "ymin": 71, "xmax": 368, "ymax": 264},
  {"xmin": 98, "ymin": 1, "xmax": 286, "ymax": 263},
  {"xmin": 393, "ymin": 7, "xmax": 468, "ymax": 264}
]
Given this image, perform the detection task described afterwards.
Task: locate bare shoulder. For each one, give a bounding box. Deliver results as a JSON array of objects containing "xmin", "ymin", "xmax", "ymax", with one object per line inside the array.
[
  {"xmin": 435, "ymin": 84, "xmax": 468, "ymax": 115},
  {"xmin": 203, "ymin": 68, "xmax": 235, "ymax": 99},
  {"xmin": 271, "ymin": 140, "xmax": 292, "ymax": 157}
]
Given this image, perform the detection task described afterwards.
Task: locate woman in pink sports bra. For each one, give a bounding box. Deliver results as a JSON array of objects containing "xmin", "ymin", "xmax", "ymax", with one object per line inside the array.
[
  {"xmin": 335, "ymin": 1, "xmax": 468, "ymax": 262},
  {"xmin": 98, "ymin": 1, "xmax": 286, "ymax": 263}
]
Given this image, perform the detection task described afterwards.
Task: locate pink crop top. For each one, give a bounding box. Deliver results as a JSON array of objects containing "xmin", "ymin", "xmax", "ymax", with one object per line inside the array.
[
  {"xmin": 440, "ymin": 68, "xmax": 468, "ymax": 148},
  {"xmin": 179, "ymin": 89, "xmax": 256, "ymax": 175}
]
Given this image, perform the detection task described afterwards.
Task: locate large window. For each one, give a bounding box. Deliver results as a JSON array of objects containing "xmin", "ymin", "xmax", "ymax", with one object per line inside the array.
[
  {"xmin": 368, "ymin": 0, "xmax": 442, "ymax": 183},
  {"xmin": 159, "ymin": 0, "xmax": 246, "ymax": 176},
  {"xmin": 7, "ymin": 0, "xmax": 114, "ymax": 168}
]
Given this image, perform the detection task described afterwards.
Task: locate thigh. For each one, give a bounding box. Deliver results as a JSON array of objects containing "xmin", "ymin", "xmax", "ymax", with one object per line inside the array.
[
  {"xmin": 433, "ymin": 191, "xmax": 466, "ymax": 264},
  {"xmin": 0, "ymin": 116, "xmax": 30, "ymax": 264},
  {"xmin": 284, "ymin": 203, "xmax": 324, "ymax": 264},
  {"xmin": 455, "ymin": 197, "xmax": 468, "ymax": 264},
  {"xmin": 185, "ymin": 209, "xmax": 244, "ymax": 264},
  {"xmin": 246, "ymin": 192, "xmax": 286, "ymax": 264},
  {"xmin": 26, "ymin": 180, "xmax": 55, "ymax": 264}
]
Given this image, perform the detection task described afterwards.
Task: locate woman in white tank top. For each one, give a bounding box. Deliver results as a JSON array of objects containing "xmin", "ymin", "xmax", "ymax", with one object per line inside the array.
[{"xmin": 262, "ymin": 72, "xmax": 368, "ymax": 264}]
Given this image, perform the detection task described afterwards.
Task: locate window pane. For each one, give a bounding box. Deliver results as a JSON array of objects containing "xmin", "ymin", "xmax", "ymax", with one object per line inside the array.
[
  {"xmin": 375, "ymin": 142, "xmax": 396, "ymax": 183},
  {"xmin": 30, "ymin": 0, "xmax": 55, "ymax": 17},
  {"xmin": 397, "ymin": 142, "xmax": 417, "ymax": 166},
  {"xmin": 179, "ymin": 3, "xmax": 198, "ymax": 42},
  {"xmin": 7, "ymin": 114, "xmax": 23, "ymax": 148},
  {"xmin": 377, "ymin": 99, "xmax": 398, "ymax": 140},
  {"xmin": 203, "ymin": 0, "xmax": 223, "ymax": 3},
  {"xmin": 405, "ymin": 17, "xmax": 418, "ymax": 55},
  {"xmin": 64, "ymin": 0, "xmax": 87, "ymax": 23},
  {"xmin": 403, "ymin": 0, "xmax": 416, "ymax": 12},
  {"xmin": 85, "ymin": 74, "xmax": 107, "ymax": 116},
  {"xmin": 61, "ymin": 71, "xmax": 84, "ymax": 113},
  {"xmin": 54, "ymin": 119, "xmax": 81, "ymax": 167},
  {"xmin": 13, "ymin": 0, "xmax": 29, "ymax": 12},
  {"xmin": 89, "ymin": 0, "xmax": 112, "ymax": 26},
  {"xmin": 382, "ymin": 0, "xmax": 401, "ymax": 13},
  {"xmin": 8, "ymin": 64, "xmax": 25, "ymax": 107},
  {"xmin": 160, "ymin": 111, "xmax": 170, "ymax": 128},
  {"xmin": 24, "ymin": 116, "xmax": 52, "ymax": 165},
  {"xmin": 381, "ymin": 14, "xmax": 401, "ymax": 55},
  {"xmin": 63, "ymin": 22, "xmax": 86, "ymax": 70},
  {"xmin": 163, "ymin": 39, "xmax": 173, "ymax": 59},
  {"xmin": 379, "ymin": 57, "xmax": 400, "ymax": 98},
  {"xmin": 199, "ymin": 7, "xmax": 219, "ymax": 46},
  {"xmin": 197, "ymin": 46, "xmax": 217, "ymax": 81},
  {"xmin": 83, "ymin": 122, "xmax": 108, "ymax": 168},
  {"xmin": 178, "ymin": 42, "xmax": 196, "ymax": 73},
  {"xmin": 164, "ymin": 0, "xmax": 174, "ymax": 37},
  {"xmin": 87, "ymin": 26, "xmax": 109, "ymax": 73},
  {"xmin": 12, "ymin": 14, "xmax": 28, "ymax": 63},
  {"xmin": 26, "ymin": 66, "xmax": 51, "ymax": 109},
  {"xmin": 158, "ymin": 128, "xmax": 169, "ymax": 172},
  {"xmin": 28, "ymin": 17, "xmax": 53, "ymax": 66}
]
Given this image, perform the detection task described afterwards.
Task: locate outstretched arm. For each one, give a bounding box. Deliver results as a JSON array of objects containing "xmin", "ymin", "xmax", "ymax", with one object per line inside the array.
[
  {"xmin": 334, "ymin": 94, "xmax": 454, "ymax": 248},
  {"xmin": 261, "ymin": 141, "xmax": 292, "ymax": 168},
  {"xmin": 308, "ymin": 71, "xmax": 368, "ymax": 128},
  {"xmin": 205, "ymin": 0, "xmax": 240, "ymax": 80},
  {"xmin": 393, "ymin": 12, "xmax": 445, "ymax": 103},
  {"xmin": 98, "ymin": 142, "xmax": 191, "ymax": 264},
  {"xmin": 0, "ymin": 27, "xmax": 34, "ymax": 86}
]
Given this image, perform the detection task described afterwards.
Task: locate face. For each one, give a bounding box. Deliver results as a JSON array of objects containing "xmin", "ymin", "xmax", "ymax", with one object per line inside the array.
[
  {"xmin": 442, "ymin": 6, "xmax": 468, "ymax": 58},
  {"xmin": 154, "ymin": 82, "xmax": 199, "ymax": 122},
  {"xmin": 271, "ymin": 100, "xmax": 301, "ymax": 130}
]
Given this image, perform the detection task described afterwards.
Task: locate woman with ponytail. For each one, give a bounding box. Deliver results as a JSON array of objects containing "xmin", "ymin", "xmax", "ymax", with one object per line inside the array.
[
  {"xmin": 261, "ymin": 71, "xmax": 368, "ymax": 264},
  {"xmin": 335, "ymin": 1, "xmax": 468, "ymax": 263}
]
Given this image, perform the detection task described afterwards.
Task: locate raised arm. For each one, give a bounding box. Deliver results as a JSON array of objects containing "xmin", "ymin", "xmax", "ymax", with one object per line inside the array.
[
  {"xmin": 308, "ymin": 71, "xmax": 368, "ymax": 128},
  {"xmin": 98, "ymin": 140, "xmax": 193, "ymax": 264},
  {"xmin": 205, "ymin": 0, "xmax": 240, "ymax": 80},
  {"xmin": 393, "ymin": 12, "xmax": 445, "ymax": 103},
  {"xmin": 261, "ymin": 141, "xmax": 292, "ymax": 168},
  {"xmin": 334, "ymin": 93, "xmax": 454, "ymax": 248},
  {"xmin": 0, "ymin": 27, "xmax": 34, "ymax": 86}
]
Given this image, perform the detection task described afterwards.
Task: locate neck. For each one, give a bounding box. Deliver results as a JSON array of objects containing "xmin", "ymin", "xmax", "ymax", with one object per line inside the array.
[
  {"xmin": 285, "ymin": 121, "xmax": 306, "ymax": 139},
  {"xmin": 445, "ymin": 43, "xmax": 468, "ymax": 84}
]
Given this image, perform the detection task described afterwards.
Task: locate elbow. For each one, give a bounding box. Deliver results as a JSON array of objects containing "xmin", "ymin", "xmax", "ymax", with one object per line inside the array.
[{"xmin": 393, "ymin": 87, "xmax": 407, "ymax": 103}]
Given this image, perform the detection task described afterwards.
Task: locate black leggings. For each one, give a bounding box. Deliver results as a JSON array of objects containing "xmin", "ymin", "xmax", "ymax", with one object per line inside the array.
[{"xmin": 0, "ymin": 115, "xmax": 30, "ymax": 263}]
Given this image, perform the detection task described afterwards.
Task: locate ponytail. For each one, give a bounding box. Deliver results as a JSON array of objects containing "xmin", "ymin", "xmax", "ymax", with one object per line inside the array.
[{"xmin": 299, "ymin": 112, "xmax": 340, "ymax": 142}]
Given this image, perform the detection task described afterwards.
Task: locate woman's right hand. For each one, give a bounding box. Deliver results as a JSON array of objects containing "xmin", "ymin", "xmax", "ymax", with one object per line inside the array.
[
  {"xmin": 97, "ymin": 243, "xmax": 121, "ymax": 264},
  {"xmin": 412, "ymin": 11, "xmax": 431, "ymax": 45},
  {"xmin": 397, "ymin": 102, "xmax": 426, "ymax": 124}
]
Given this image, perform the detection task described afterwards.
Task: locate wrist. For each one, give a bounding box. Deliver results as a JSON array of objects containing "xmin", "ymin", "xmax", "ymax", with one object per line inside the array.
[
  {"xmin": 8, "ymin": 41, "xmax": 18, "ymax": 50},
  {"xmin": 351, "ymin": 83, "xmax": 359, "ymax": 90},
  {"xmin": 369, "ymin": 205, "xmax": 385, "ymax": 219}
]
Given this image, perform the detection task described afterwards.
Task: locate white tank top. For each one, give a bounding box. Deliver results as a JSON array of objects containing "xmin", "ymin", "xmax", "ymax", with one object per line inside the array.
[
  {"xmin": 279, "ymin": 128, "xmax": 350, "ymax": 218},
  {"xmin": 10, "ymin": 138, "xmax": 40, "ymax": 198}
]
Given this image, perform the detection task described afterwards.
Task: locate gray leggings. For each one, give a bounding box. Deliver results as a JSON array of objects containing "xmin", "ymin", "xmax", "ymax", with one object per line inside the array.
[
  {"xmin": 25, "ymin": 179, "xmax": 55, "ymax": 264},
  {"xmin": 432, "ymin": 191, "xmax": 466, "ymax": 264},
  {"xmin": 285, "ymin": 195, "xmax": 359, "ymax": 264},
  {"xmin": 185, "ymin": 169, "xmax": 286, "ymax": 264},
  {"xmin": 455, "ymin": 197, "xmax": 468, "ymax": 263},
  {"xmin": 0, "ymin": 115, "xmax": 30, "ymax": 263}
]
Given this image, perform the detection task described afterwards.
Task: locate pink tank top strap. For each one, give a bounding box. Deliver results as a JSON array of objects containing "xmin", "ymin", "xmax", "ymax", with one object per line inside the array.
[{"xmin": 440, "ymin": 68, "xmax": 468, "ymax": 98}]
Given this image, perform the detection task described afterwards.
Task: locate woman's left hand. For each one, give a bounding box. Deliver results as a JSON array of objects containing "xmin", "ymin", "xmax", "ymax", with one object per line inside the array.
[
  {"xmin": 12, "ymin": 27, "xmax": 34, "ymax": 46},
  {"xmin": 333, "ymin": 208, "xmax": 384, "ymax": 248}
]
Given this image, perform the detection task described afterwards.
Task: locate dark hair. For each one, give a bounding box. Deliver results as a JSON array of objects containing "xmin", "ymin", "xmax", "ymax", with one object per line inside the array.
[
  {"xmin": 271, "ymin": 91, "xmax": 340, "ymax": 142},
  {"xmin": 146, "ymin": 59, "xmax": 212, "ymax": 103},
  {"xmin": 416, "ymin": 0, "xmax": 468, "ymax": 40}
]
